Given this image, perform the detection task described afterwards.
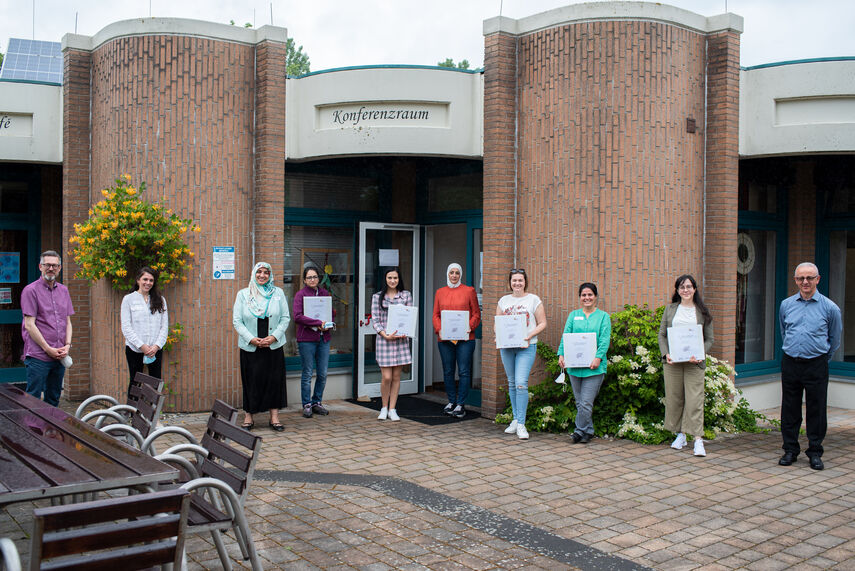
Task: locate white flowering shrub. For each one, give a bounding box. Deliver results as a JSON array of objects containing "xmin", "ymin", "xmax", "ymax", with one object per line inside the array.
[{"xmin": 497, "ymin": 304, "xmax": 775, "ymax": 444}]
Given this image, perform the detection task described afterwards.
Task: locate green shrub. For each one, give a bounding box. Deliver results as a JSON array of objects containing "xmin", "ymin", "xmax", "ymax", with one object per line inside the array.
[{"xmin": 497, "ymin": 304, "xmax": 776, "ymax": 444}]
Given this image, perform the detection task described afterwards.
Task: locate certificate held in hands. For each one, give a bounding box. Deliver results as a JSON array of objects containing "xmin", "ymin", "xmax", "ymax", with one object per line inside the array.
[
  {"xmin": 562, "ymin": 333, "xmax": 597, "ymax": 368},
  {"xmin": 495, "ymin": 315, "xmax": 528, "ymax": 349},
  {"xmin": 440, "ymin": 310, "xmax": 469, "ymax": 341},
  {"xmin": 387, "ymin": 304, "xmax": 418, "ymax": 338},
  {"xmin": 304, "ymin": 296, "xmax": 332, "ymax": 323},
  {"xmin": 667, "ymin": 325, "xmax": 705, "ymax": 363}
]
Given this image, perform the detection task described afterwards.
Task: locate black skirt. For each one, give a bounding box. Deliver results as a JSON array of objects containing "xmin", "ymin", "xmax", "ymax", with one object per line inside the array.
[{"xmin": 239, "ymin": 317, "xmax": 287, "ymax": 413}]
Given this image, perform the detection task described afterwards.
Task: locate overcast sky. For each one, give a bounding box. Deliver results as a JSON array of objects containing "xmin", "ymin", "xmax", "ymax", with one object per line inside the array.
[{"xmin": 0, "ymin": 0, "xmax": 853, "ymax": 70}]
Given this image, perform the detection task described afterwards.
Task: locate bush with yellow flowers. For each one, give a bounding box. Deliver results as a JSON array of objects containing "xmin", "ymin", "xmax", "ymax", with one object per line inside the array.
[{"xmin": 69, "ymin": 175, "xmax": 201, "ymax": 291}]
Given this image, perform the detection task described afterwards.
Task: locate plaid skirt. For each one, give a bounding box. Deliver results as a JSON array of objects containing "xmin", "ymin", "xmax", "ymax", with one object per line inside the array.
[{"xmin": 375, "ymin": 335, "xmax": 412, "ymax": 367}]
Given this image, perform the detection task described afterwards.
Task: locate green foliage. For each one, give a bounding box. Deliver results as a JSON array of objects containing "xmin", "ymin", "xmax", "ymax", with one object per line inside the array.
[
  {"xmin": 286, "ymin": 38, "xmax": 311, "ymax": 76},
  {"xmin": 497, "ymin": 304, "xmax": 776, "ymax": 444},
  {"xmin": 437, "ymin": 58, "xmax": 470, "ymax": 69},
  {"xmin": 69, "ymin": 175, "xmax": 200, "ymax": 291}
]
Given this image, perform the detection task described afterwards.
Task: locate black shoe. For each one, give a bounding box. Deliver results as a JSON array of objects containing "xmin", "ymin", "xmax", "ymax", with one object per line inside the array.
[
  {"xmin": 570, "ymin": 432, "xmax": 583, "ymax": 444},
  {"xmin": 269, "ymin": 422, "xmax": 285, "ymax": 432},
  {"xmin": 452, "ymin": 405, "xmax": 466, "ymax": 418},
  {"xmin": 241, "ymin": 421, "xmax": 254, "ymax": 431},
  {"xmin": 312, "ymin": 403, "xmax": 330, "ymax": 415},
  {"xmin": 443, "ymin": 403, "xmax": 455, "ymax": 416},
  {"xmin": 778, "ymin": 451, "xmax": 797, "ymax": 466},
  {"xmin": 809, "ymin": 456, "xmax": 824, "ymax": 471},
  {"xmin": 580, "ymin": 433, "xmax": 591, "ymax": 444}
]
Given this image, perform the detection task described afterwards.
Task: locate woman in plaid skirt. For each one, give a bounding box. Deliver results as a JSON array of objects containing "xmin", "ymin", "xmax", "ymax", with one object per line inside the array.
[{"xmin": 371, "ymin": 267, "xmax": 413, "ymax": 421}]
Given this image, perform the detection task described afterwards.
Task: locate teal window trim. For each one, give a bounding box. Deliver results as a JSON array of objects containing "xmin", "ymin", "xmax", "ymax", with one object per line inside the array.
[
  {"xmin": 734, "ymin": 192, "xmax": 788, "ymax": 381},
  {"xmin": 0, "ymin": 165, "xmax": 42, "ymax": 383},
  {"xmin": 0, "ymin": 369, "xmax": 26, "ymax": 382},
  {"xmin": 284, "ymin": 208, "xmax": 380, "ymax": 227},
  {"xmin": 286, "ymin": 353, "xmax": 351, "ymax": 372},
  {"xmin": 816, "ymin": 216, "xmax": 855, "ymax": 378}
]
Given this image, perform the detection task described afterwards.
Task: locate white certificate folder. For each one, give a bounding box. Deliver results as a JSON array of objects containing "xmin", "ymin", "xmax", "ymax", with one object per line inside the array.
[
  {"xmin": 667, "ymin": 325, "xmax": 705, "ymax": 363},
  {"xmin": 303, "ymin": 296, "xmax": 332, "ymax": 323},
  {"xmin": 562, "ymin": 332, "xmax": 597, "ymax": 368},
  {"xmin": 386, "ymin": 304, "xmax": 418, "ymax": 338},
  {"xmin": 495, "ymin": 315, "xmax": 528, "ymax": 349},
  {"xmin": 440, "ymin": 310, "xmax": 469, "ymax": 341}
]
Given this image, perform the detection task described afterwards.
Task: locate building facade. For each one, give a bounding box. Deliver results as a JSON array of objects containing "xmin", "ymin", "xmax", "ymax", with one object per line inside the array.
[{"xmin": 0, "ymin": 2, "xmax": 853, "ymax": 414}]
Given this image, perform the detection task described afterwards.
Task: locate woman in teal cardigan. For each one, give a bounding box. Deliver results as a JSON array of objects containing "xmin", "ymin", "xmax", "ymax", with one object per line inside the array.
[
  {"xmin": 233, "ymin": 262, "xmax": 290, "ymax": 431},
  {"xmin": 557, "ymin": 282, "xmax": 612, "ymax": 443}
]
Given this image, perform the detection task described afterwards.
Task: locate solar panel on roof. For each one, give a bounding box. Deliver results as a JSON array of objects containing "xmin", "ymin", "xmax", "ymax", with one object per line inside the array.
[{"xmin": 0, "ymin": 38, "xmax": 63, "ymax": 84}]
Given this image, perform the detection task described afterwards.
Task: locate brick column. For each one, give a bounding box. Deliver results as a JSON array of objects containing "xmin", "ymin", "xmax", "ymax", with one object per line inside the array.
[
  {"xmin": 481, "ymin": 32, "xmax": 518, "ymax": 418},
  {"xmin": 254, "ymin": 40, "xmax": 288, "ymax": 278},
  {"xmin": 703, "ymin": 31, "xmax": 741, "ymax": 363},
  {"xmin": 62, "ymin": 48, "xmax": 92, "ymax": 400}
]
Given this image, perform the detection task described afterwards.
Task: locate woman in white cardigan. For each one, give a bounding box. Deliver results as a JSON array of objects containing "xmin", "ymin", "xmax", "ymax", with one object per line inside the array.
[
  {"xmin": 233, "ymin": 262, "xmax": 290, "ymax": 431},
  {"xmin": 120, "ymin": 267, "xmax": 168, "ymax": 402}
]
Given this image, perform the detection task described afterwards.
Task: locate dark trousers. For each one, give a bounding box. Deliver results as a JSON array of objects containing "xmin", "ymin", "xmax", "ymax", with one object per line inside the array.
[
  {"xmin": 125, "ymin": 346, "xmax": 163, "ymax": 402},
  {"xmin": 781, "ymin": 353, "xmax": 828, "ymax": 458}
]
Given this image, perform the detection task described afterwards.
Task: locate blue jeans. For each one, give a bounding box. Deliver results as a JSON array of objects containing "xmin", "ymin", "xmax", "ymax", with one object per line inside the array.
[
  {"xmin": 25, "ymin": 356, "xmax": 66, "ymax": 407},
  {"xmin": 500, "ymin": 344, "xmax": 537, "ymax": 423},
  {"xmin": 299, "ymin": 340, "xmax": 330, "ymax": 406},
  {"xmin": 569, "ymin": 373, "xmax": 605, "ymax": 436},
  {"xmin": 437, "ymin": 340, "xmax": 475, "ymax": 405}
]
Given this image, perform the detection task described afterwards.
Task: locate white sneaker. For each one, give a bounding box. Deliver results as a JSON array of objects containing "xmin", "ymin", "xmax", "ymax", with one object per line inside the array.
[
  {"xmin": 388, "ymin": 409, "xmax": 400, "ymax": 421},
  {"xmin": 671, "ymin": 433, "xmax": 687, "ymax": 450},
  {"xmin": 377, "ymin": 407, "xmax": 388, "ymax": 420},
  {"xmin": 504, "ymin": 420, "xmax": 519, "ymax": 434},
  {"xmin": 693, "ymin": 439, "xmax": 706, "ymax": 457},
  {"xmin": 516, "ymin": 424, "xmax": 529, "ymax": 440}
]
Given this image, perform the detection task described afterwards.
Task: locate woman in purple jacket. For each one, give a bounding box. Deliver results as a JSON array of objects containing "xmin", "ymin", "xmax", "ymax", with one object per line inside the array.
[{"xmin": 292, "ymin": 266, "xmax": 335, "ymax": 418}]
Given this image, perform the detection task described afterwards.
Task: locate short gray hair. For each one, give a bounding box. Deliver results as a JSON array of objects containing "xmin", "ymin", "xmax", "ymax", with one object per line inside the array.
[
  {"xmin": 40, "ymin": 250, "xmax": 61, "ymax": 264},
  {"xmin": 794, "ymin": 262, "xmax": 818, "ymax": 277}
]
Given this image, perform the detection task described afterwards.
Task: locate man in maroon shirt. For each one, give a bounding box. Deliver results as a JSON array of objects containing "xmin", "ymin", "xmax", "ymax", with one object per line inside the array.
[{"xmin": 21, "ymin": 250, "xmax": 74, "ymax": 406}]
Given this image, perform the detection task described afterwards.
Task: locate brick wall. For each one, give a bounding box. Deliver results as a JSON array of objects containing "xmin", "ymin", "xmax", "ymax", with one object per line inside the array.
[
  {"xmin": 703, "ymin": 31, "xmax": 740, "ymax": 363},
  {"xmin": 62, "ymin": 48, "xmax": 92, "ymax": 400},
  {"xmin": 65, "ymin": 33, "xmax": 286, "ymax": 410},
  {"xmin": 483, "ymin": 20, "xmax": 740, "ymax": 418},
  {"xmin": 254, "ymin": 40, "xmax": 288, "ymax": 280},
  {"xmin": 481, "ymin": 32, "xmax": 518, "ymax": 417}
]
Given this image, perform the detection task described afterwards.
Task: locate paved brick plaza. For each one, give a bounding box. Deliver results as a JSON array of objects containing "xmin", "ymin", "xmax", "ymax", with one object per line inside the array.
[{"xmin": 3, "ymin": 400, "xmax": 854, "ymax": 569}]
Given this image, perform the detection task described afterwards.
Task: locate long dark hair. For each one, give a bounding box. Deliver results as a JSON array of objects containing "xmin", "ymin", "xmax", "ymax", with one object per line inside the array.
[
  {"xmin": 376, "ymin": 267, "xmax": 405, "ymax": 297},
  {"xmin": 671, "ymin": 274, "xmax": 712, "ymax": 324},
  {"xmin": 133, "ymin": 267, "xmax": 165, "ymax": 314}
]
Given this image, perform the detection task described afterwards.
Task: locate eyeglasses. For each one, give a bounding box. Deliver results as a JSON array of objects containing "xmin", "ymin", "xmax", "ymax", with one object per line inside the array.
[
  {"xmin": 678, "ymin": 285, "xmax": 694, "ymax": 291},
  {"xmin": 41, "ymin": 263, "xmax": 61, "ymax": 269},
  {"xmin": 510, "ymin": 268, "xmax": 526, "ymax": 274},
  {"xmin": 795, "ymin": 276, "xmax": 818, "ymax": 282},
  {"xmin": 305, "ymin": 275, "xmax": 319, "ymax": 280}
]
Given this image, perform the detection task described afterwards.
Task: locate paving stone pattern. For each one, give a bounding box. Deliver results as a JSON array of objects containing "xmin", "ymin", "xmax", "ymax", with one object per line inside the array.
[{"xmin": 3, "ymin": 401, "xmax": 855, "ymax": 569}]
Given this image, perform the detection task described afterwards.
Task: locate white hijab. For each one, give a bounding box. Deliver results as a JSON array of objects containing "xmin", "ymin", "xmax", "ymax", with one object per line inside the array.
[{"xmin": 446, "ymin": 263, "xmax": 463, "ymax": 289}]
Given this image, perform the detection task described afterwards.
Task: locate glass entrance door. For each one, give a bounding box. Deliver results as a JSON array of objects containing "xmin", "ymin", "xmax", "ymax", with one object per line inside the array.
[
  {"xmin": 0, "ymin": 176, "xmax": 39, "ymax": 383},
  {"xmin": 357, "ymin": 222, "xmax": 420, "ymax": 398}
]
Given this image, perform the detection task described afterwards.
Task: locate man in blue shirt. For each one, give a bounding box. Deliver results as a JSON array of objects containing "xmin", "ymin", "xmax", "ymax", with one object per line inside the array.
[{"xmin": 778, "ymin": 262, "xmax": 842, "ymax": 471}]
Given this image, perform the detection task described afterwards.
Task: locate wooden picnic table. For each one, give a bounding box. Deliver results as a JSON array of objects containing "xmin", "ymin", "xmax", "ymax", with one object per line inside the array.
[{"xmin": 0, "ymin": 385, "xmax": 178, "ymax": 507}]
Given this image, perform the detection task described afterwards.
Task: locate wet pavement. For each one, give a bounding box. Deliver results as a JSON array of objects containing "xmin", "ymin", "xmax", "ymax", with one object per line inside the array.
[{"xmin": 2, "ymin": 398, "xmax": 854, "ymax": 569}]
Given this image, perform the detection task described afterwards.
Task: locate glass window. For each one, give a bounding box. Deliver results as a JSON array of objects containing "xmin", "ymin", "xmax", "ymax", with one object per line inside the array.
[
  {"xmin": 283, "ymin": 226, "xmax": 354, "ymax": 360},
  {"xmin": 735, "ymin": 230, "xmax": 777, "ymax": 364},
  {"xmin": 828, "ymin": 230, "xmax": 855, "ymax": 362},
  {"xmin": 284, "ymin": 173, "xmax": 379, "ymax": 211},
  {"xmin": 0, "ymin": 181, "xmax": 29, "ymax": 214},
  {"xmin": 427, "ymin": 172, "xmax": 482, "ymax": 212}
]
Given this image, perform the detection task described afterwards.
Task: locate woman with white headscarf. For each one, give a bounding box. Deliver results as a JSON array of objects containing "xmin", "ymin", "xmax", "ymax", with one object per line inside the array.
[
  {"xmin": 233, "ymin": 262, "xmax": 290, "ymax": 431},
  {"xmin": 432, "ymin": 262, "xmax": 481, "ymax": 418}
]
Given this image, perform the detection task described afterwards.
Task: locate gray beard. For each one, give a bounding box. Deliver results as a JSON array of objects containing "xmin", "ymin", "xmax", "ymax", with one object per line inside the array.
[{"xmin": 43, "ymin": 275, "xmax": 56, "ymax": 282}]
